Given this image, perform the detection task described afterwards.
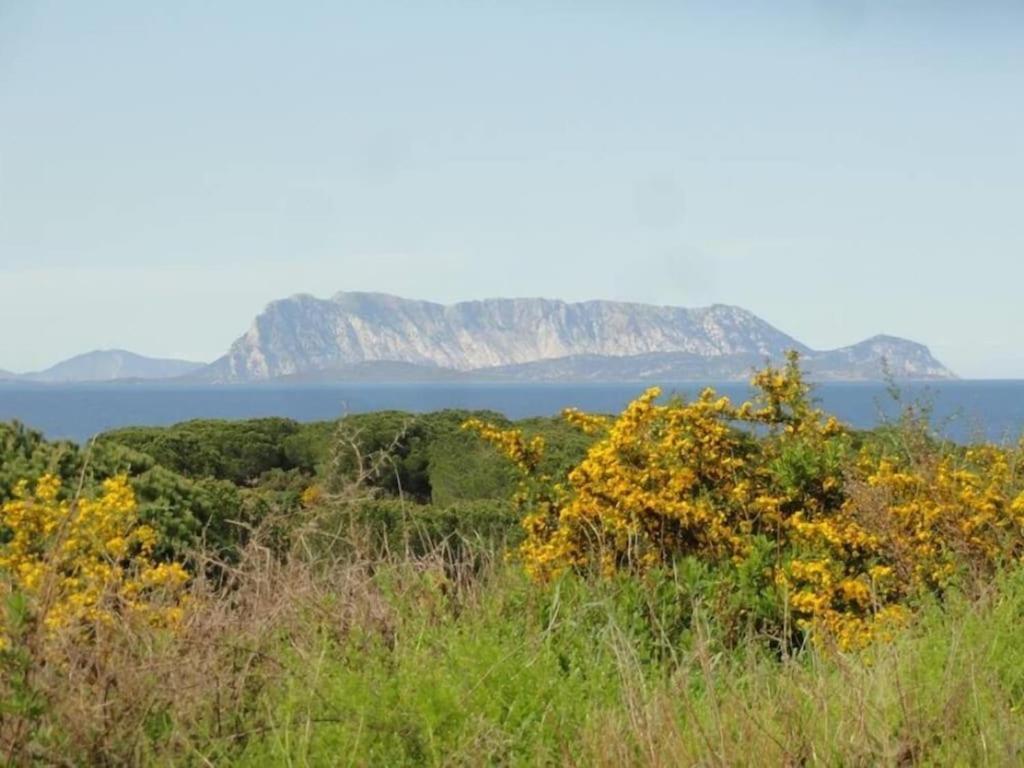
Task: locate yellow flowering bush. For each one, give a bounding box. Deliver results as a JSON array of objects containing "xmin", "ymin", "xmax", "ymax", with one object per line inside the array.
[
  {"xmin": 468, "ymin": 353, "xmax": 1024, "ymax": 650},
  {"xmin": 0, "ymin": 474, "xmax": 188, "ymax": 646}
]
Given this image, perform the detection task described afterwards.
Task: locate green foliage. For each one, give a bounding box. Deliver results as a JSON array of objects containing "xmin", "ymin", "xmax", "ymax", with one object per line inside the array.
[
  {"xmin": 0, "ymin": 422, "xmax": 80, "ymax": 501},
  {"xmin": 515, "ymin": 416, "xmax": 595, "ymax": 480},
  {"xmin": 0, "ymin": 593, "xmax": 48, "ymax": 723},
  {"xmin": 5, "ymin": 406, "xmax": 1024, "ymax": 764},
  {"xmin": 235, "ymin": 562, "xmax": 1024, "ymax": 766},
  {"xmin": 1, "ymin": 411, "xmax": 590, "ymax": 568},
  {"xmin": 769, "ymin": 433, "xmax": 850, "ymax": 513},
  {"xmin": 425, "ymin": 429, "xmax": 517, "ymax": 506},
  {"xmin": 97, "ymin": 418, "xmax": 330, "ymax": 485},
  {"xmin": 325, "ymin": 410, "xmax": 511, "ymax": 502},
  {"xmin": 130, "ymin": 466, "xmax": 244, "ymax": 560},
  {"xmin": 280, "ymin": 421, "xmax": 334, "ymax": 475},
  {"xmin": 238, "ymin": 564, "xmax": 624, "ymax": 766},
  {"xmin": 325, "ymin": 410, "xmax": 595, "ymax": 505},
  {"xmin": 308, "ymin": 498, "xmax": 520, "ymax": 559},
  {"xmin": 0, "ymin": 421, "xmax": 306, "ymax": 564},
  {"xmin": 0, "ymin": 409, "xmax": 599, "ymax": 578}
]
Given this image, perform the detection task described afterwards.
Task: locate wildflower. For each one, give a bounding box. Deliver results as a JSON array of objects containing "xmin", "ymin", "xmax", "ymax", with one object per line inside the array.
[
  {"xmin": 468, "ymin": 353, "xmax": 1024, "ymax": 650},
  {"xmin": 1, "ymin": 474, "xmax": 189, "ymax": 646}
]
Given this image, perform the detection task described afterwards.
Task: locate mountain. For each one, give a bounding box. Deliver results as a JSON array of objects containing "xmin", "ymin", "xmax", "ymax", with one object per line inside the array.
[
  {"xmin": 203, "ymin": 292, "xmax": 807, "ymax": 381},
  {"xmin": 473, "ymin": 339, "xmax": 952, "ymax": 383},
  {"xmin": 20, "ymin": 350, "xmax": 205, "ymax": 383},
  {"xmin": 199, "ymin": 292, "xmax": 955, "ymax": 382},
  {"xmin": 473, "ymin": 352, "xmax": 771, "ymax": 382},
  {"xmin": 802, "ymin": 336, "xmax": 954, "ymax": 381}
]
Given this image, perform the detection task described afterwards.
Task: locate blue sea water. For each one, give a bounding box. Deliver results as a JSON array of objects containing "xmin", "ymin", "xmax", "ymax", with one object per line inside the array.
[{"xmin": 0, "ymin": 380, "xmax": 1022, "ymax": 444}]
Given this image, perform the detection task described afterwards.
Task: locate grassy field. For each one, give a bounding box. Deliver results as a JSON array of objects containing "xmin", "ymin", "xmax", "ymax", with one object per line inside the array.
[
  {"xmin": 6, "ymin": 529, "xmax": 1023, "ymax": 765},
  {"xmin": 229, "ymin": 548, "xmax": 1024, "ymax": 766},
  {"xmin": 3, "ymin": 499, "xmax": 1023, "ymax": 766}
]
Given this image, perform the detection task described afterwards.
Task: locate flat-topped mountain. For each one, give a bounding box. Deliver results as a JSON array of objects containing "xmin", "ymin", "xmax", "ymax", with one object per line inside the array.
[
  {"xmin": 17, "ymin": 350, "xmax": 205, "ymax": 383},
  {"xmin": 199, "ymin": 292, "xmax": 955, "ymax": 382}
]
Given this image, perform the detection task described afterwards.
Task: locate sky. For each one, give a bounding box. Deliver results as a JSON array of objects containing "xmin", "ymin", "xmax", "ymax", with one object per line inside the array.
[{"xmin": 1, "ymin": 1, "xmax": 1022, "ymax": 377}]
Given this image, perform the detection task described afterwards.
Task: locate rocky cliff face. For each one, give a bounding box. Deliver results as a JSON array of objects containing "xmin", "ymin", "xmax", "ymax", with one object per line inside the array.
[
  {"xmin": 200, "ymin": 292, "xmax": 955, "ymax": 382},
  {"xmin": 203, "ymin": 293, "xmax": 808, "ymax": 381}
]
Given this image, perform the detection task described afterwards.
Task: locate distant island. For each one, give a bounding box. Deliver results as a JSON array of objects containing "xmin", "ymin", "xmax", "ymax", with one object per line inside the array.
[
  {"xmin": 2, "ymin": 350, "xmax": 205, "ymax": 384},
  {"xmin": 2, "ymin": 293, "xmax": 956, "ymax": 384}
]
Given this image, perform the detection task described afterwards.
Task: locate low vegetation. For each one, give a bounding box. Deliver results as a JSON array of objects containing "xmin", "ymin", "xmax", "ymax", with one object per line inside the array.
[{"xmin": 1, "ymin": 356, "xmax": 1023, "ymax": 765}]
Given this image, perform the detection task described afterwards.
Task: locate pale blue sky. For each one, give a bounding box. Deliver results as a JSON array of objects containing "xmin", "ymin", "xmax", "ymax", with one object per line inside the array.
[{"xmin": 1, "ymin": 1, "xmax": 1022, "ymax": 376}]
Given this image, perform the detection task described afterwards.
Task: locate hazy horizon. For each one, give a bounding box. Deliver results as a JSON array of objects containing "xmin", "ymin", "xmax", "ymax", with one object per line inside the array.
[{"xmin": 2, "ymin": 2, "xmax": 1022, "ymax": 377}]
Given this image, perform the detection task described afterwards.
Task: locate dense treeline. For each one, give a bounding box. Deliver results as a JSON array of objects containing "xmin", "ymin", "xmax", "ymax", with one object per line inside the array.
[
  {"xmin": 0, "ymin": 410, "xmax": 591, "ymax": 563},
  {"xmin": 96, "ymin": 418, "xmax": 329, "ymax": 485}
]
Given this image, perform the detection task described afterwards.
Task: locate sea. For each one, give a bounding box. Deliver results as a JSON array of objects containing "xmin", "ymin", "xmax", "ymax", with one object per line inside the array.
[{"xmin": 1, "ymin": 380, "xmax": 1023, "ymax": 445}]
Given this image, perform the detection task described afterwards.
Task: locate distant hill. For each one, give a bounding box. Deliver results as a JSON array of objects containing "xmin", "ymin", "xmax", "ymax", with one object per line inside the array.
[
  {"xmin": 802, "ymin": 335, "xmax": 953, "ymax": 381},
  {"xmin": 196, "ymin": 292, "xmax": 955, "ymax": 383},
  {"xmin": 19, "ymin": 350, "xmax": 205, "ymax": 383},
  {"xmin": 471, "ymin": 336, "xmax": 952, "ymax": 383}
]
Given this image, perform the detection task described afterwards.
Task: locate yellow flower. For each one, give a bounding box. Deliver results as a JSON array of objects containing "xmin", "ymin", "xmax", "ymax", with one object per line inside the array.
[
  {"xmin": 470, "ymin": 354, "xmax": 1024, "ymax": 650},
  {"xmin": 1, "ymin": 474, "xmax": 189, "ymax": 647}
]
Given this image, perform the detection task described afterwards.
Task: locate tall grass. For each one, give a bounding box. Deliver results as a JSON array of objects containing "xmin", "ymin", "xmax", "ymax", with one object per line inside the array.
[
  {"xmin": 234, "ymin": 548, "xmax": 1024, "ymax": 767},
  {"xmin": 6, "ymin": 503, "xmax": 1022, "ymax": 766}
]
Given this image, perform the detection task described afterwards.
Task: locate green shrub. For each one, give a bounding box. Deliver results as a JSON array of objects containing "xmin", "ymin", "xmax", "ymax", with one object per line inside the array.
[
  {"xmin": 97, "ymin": 418, "xmax": 330, "ymax": 485},
  {"xmin": 304, "ymin": 497, "xmax": 519, "ymax": 559},
  {"xmin": 324, "ymin": 410, "xmax": 595, "ymax": 505},
  {"xmin": 325, "ymin": 410, "xmax": 509, "ymax": 502}
]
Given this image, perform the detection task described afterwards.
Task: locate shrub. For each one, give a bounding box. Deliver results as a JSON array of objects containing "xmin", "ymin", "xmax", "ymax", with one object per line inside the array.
[
  {"xmin": 468, "ymin": 352, "xmax": 1024, "ymax": 650},
  {"xmin": 298, "ymin": 496, "xmax": 519, "ymax": 560},
  {"xmin": 0, "ymin": 474, "xmax": 188, "ymax": 644},
  {"xmin": 426, "ymin": 430, "xmax": 518, "ymax": 506},
  {"xmin": 97, "ymin": 418, "xmax": 330, "ymax": 485}
]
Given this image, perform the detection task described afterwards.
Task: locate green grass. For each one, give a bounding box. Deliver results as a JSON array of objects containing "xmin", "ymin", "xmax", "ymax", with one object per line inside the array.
[
  {"xmin": 4, "ymin": 537, "xmax": 1023, "ymax": 765},
  {"xmin": 232, "ymin": 561, "xmax": 1024, "ymax": 767}
]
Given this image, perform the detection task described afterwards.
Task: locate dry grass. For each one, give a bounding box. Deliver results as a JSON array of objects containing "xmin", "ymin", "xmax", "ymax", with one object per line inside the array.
[{"xmin": 0, "ymin": 499, "xmax": 490, "ymax": 766}]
